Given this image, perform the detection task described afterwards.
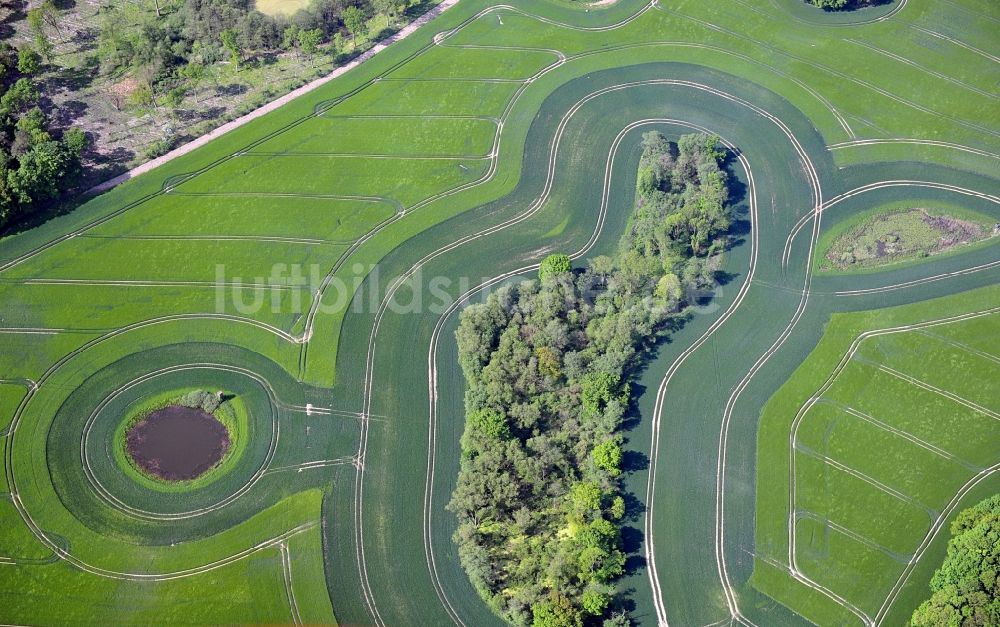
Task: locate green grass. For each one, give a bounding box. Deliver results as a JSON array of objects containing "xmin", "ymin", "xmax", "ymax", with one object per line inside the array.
[
  {"xmin": 0, "ymin": 491, "xmax": 326, "ymax": 625},
  {"xmin": 253, "ymin": 115, "xmax": 498, "ymax": 156},
  {"xmin": 174, "ymin": 153, "xmax": 489, "ymax": 206},
  {"xmin": 816, "ymin": 202, "xmax": 997, "ymax": 272},
  {"xmin": 755, "ymin": 287, "xmax": 1000, "ymax": 624},
  {"xmin": 0, "ymin": 0, "xmax": 996, "ymax": 623},
  {"xmin": 86, "ymin": 193, "xmax": 398, "ymax": 241}
]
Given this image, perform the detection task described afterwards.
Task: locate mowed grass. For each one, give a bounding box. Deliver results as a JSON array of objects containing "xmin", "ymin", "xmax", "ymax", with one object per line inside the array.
[
  {"xmin": 286, "ymin": 525, "xmax": 338, "ymax": 624},
  {"xmin": 86, "ymin": 193, "xmax": 398, "ymax": 241},
  {"xmin": 0, "ymin": 0, "xmax": 996, "ymax": 623},
  {"xmin": 327, "ymin": 78, "xmax": 520, "ymax": 116},
  {"xmin": 0, "ymin": 499, "xmax": 51, "ymax": 561},
  {"xmin": 0, "ymin": 490, "xmax": 326, "ymax": 624},
  {"xmin": 252, "ymin": 115, "xmax": 498, "ymax": 156},
  {"xmin": 0, "ymin": 384, "xmax": 26, "ymax": 433},
  {"xmin": 174, "ymin": 153, "xmax": 490, "ymax": 207},
  {"xmin": 2, "ymin": 237, "xmax": 349, "ymax": 282},
  {"xmin": 385, "ymin": 46, "xmax": 558, "ymax": 80},
  {"xmin": 755, "ymin": 287, "xmax": 1000, "ymax": 624}
]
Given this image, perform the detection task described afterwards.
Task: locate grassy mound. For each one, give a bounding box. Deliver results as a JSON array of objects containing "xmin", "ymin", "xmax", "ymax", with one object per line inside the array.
[{"xmin": 819, "ymin": 206, "xmax": 996, "ymax": 272}]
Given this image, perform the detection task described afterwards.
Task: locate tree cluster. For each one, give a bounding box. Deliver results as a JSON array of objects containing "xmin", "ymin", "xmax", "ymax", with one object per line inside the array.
[
  {"xmin": 807, "ymin": 0, "xmax": 888, "ymax": 10},
  {"xmin": 911, "ymin": 494, "xmax": 1000, "ymax": 627},
  {"xmin": 0, "ymin": 43, "xmax": 86, "ymax": 229},
  {"xmin": 448, "ymin": 133, "xmax": 733, "ymax": 626},
  {"xmin": 95, "ymin": 0, "xmax": 409, "ymax": 83},
  {"xmin": 178, "ymin": 389, "xmax": 222, "ymax": 413}
]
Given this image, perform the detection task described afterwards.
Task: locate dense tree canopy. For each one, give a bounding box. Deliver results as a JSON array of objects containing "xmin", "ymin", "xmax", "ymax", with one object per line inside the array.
[
  {"xmin": 449, "ymin": 133, "xmax": 733, "ymax": 626},
  {"xmin": 94, "ymin": 0, "xmax": 398, "ymax": 88},
  {"xmin": 539, "ymin": 253, "xmax": 572, "ymax": 281},
  {"xmin": 0, "ymin": 43, "xmax": 86, "ymax": 229},
  {"xmin": 911, "ymin": 494, "xmax": 1000, "ymax": 627},
  {"xmin": 807, "ymin": 0, "xmax": 888, "ymax": 10}
]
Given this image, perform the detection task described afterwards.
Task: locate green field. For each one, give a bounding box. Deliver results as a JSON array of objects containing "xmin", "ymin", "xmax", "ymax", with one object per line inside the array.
[
  {"xmin": 755, "ymin": 288, "xmax": 1000, "ymax": 625},
  {"xmin": 0, "ymin": 0, "xmax": 997, "ymax": 624}
]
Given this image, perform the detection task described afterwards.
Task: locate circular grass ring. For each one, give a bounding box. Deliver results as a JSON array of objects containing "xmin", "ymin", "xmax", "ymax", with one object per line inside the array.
[
  {"xmin": 112, "ymin": 389, "xmax": 248, "ymax": 490},
  {"xmin": 77, "ymin": 363, "xmax": 277, "ymax": 521},
  {"xmin": 41, "ymin": 343, "xmax": 297, "ymax": 541}
]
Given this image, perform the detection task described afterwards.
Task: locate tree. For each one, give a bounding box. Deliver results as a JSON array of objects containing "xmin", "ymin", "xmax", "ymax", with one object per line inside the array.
[
  {"xmin": 282, "ymin": 24, "xmax": 300, "ymax": 56},
  {"xmin": 13, "ymin": 107, "xmax": 50, "ymax": 156},
  {"xmin": 165, "ymin": 86, "xmax": 186, "ymax": 108},
  {"xmin": 180, "ymin": 390, "xmax": 222, "ymax": 413},
  {"xmin": 581, "ymin": 371, "xmax": 620, "ymax": 416},
  {"xmin": 462, "ymin": 408, "xmax": 510, "ymax": 451},
  {"xmin": 179, "ymin": 61, "xmax": 206, "ymax": 101},
  {"xmin": 609, "ymin": 496, "xmax": 625, "ymax": 520},
  {"xmin": 342, "ymin": 6, "xmax": 366, "ymax": 44},
  {"xmin": 1, "ymin": 78, "xmax": 41, "ymax": 116},
  {"xmin": 299, "ymin": 28, "xmax": 322, "ymax": 57},
  {"xmin": 374, "ymin": 0, "xmax": 407, "ymax": 22},
  {"xmin": 220, "ymin": 28, "xmax": 242, "ymax": 72},
  {"xmin": 911, "ymin": 494, "xmax": 1000, "ymax": 626},
  {"xmin": 654, "ymin": 272, "xmax": 683, "ymax": 306},
  {"xmin": 539, "ymin": 253, "xmax": 571, "ymax": 281},
  {"xmin": 127, "ymin": 83, "xmax": 154, "ymax": 109},
  {"xmin": 62, "ymin": 127, "xmax": 87, "ymax": 159},
  {"xmin": 6, "ymin": 140, "xmax": 70, "ymax": 206},
  {"xmin": 17, "ymin": 47, "xmax": 42, "ymax": 76},
  {"xmin": 532, "ymin": 592, "xmax": 583, "ymax": 627},
  {"xmin": 592, "ymin": 440, "xmax": 622, "ymax": 476},
  {"xmin": 570, "ymin": 481, "xmax": 603, "ymax": 517},
  {"xmin": 38, "ymin": 0, "xmax": 62, "ymax": 36},
  {"xmin": 581, "ymin": 589, "xmax": 610, "ymax": 615},
  {"xmin": 26, "ymin": 9, "xmax": 53, "ymax": 61},
  {"xmin": 447, "ymin": 135, "xmax": 728, "ymax": 626}
]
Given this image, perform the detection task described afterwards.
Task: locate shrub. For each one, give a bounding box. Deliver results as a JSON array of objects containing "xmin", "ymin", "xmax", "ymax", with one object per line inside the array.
[{"xmin": 179, "ymin": 390, "xmax": 221, "ymax": 413}]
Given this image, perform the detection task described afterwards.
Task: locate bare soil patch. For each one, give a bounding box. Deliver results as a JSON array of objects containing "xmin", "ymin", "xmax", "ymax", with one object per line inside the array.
[{"xmin": 126, "ymin": 405, "xmax": 230, "ymax": 481}]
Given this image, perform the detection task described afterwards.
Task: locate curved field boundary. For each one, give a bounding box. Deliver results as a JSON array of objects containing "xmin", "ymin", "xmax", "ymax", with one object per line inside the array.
[
  {"xmin": 358, "ymin": 76, "xmax": 820, "ymax": 625},
  {"xmin": 85, "ymin": 0, "xmax": 463, "ymax": 196},
  {"xmin": 785, "ymin": 306, "xmax": 1000, "ymax": 624},
  {"xmin": 828, "ymin": 138, "xmax": 1000, "ymax": 161},
  {"xmin": 423, "ymin": 116, "xmax": 749, "ymax": 627},
  {"xmin": 1, "ymin": 0, "xmax": 998, "ymax": 624},
  {"xmin": 79, "ymin": 363, "xmax": 279, "ymax": 521}
]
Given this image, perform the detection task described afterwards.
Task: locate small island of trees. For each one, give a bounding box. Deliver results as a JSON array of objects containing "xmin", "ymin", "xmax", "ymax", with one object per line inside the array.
[
  {"xmin": 807, "ymin": 0, "xmax": 890, "ymax": 10},
  {"xmin": 449, "ymin": 132, "xmax": 735, "ymax": 626}
]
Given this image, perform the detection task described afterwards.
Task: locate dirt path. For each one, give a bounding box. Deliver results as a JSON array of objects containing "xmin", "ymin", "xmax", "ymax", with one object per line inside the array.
[{"xmin": 87, "ymin": 0, "xmax": 462, "ymax": 195}]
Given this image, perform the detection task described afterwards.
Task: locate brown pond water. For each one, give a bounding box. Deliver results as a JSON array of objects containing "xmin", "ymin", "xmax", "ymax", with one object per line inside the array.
[{"xmin": 126, "ymin": 405, "xmax": 230, "ymax": 481}]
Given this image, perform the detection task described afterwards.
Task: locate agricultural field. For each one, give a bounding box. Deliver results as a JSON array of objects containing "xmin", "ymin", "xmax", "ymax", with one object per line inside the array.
[{"xmin": 0, "ymin": 0, "xmax": 997, "ymax": 625}]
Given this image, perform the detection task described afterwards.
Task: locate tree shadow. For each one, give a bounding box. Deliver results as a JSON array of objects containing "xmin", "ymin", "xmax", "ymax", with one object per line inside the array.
[
  {"xmin": 621, "ymin": 527, "xmax": 645, "ymax": 566},
  {"xmin": 621, "ymin": 448, "xmax": 649, "ymax": 474},
  {"xmin": 370, "ymin": 24, "xmax": 400, "ymax": 44},
  {"xmin": 216, "ymin": 83, "xmax": 248, "ymax": 97},
  {"xmin": 257, "ymin": 51, "xmax": 280, "ymax": 67},
  {"xmin": 51, "ymin": 98, "xmax": 87, "ymax": 126},
  {"xmin": 0, "ymin": 0, "xmax": 28, "ymax": 41}
]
